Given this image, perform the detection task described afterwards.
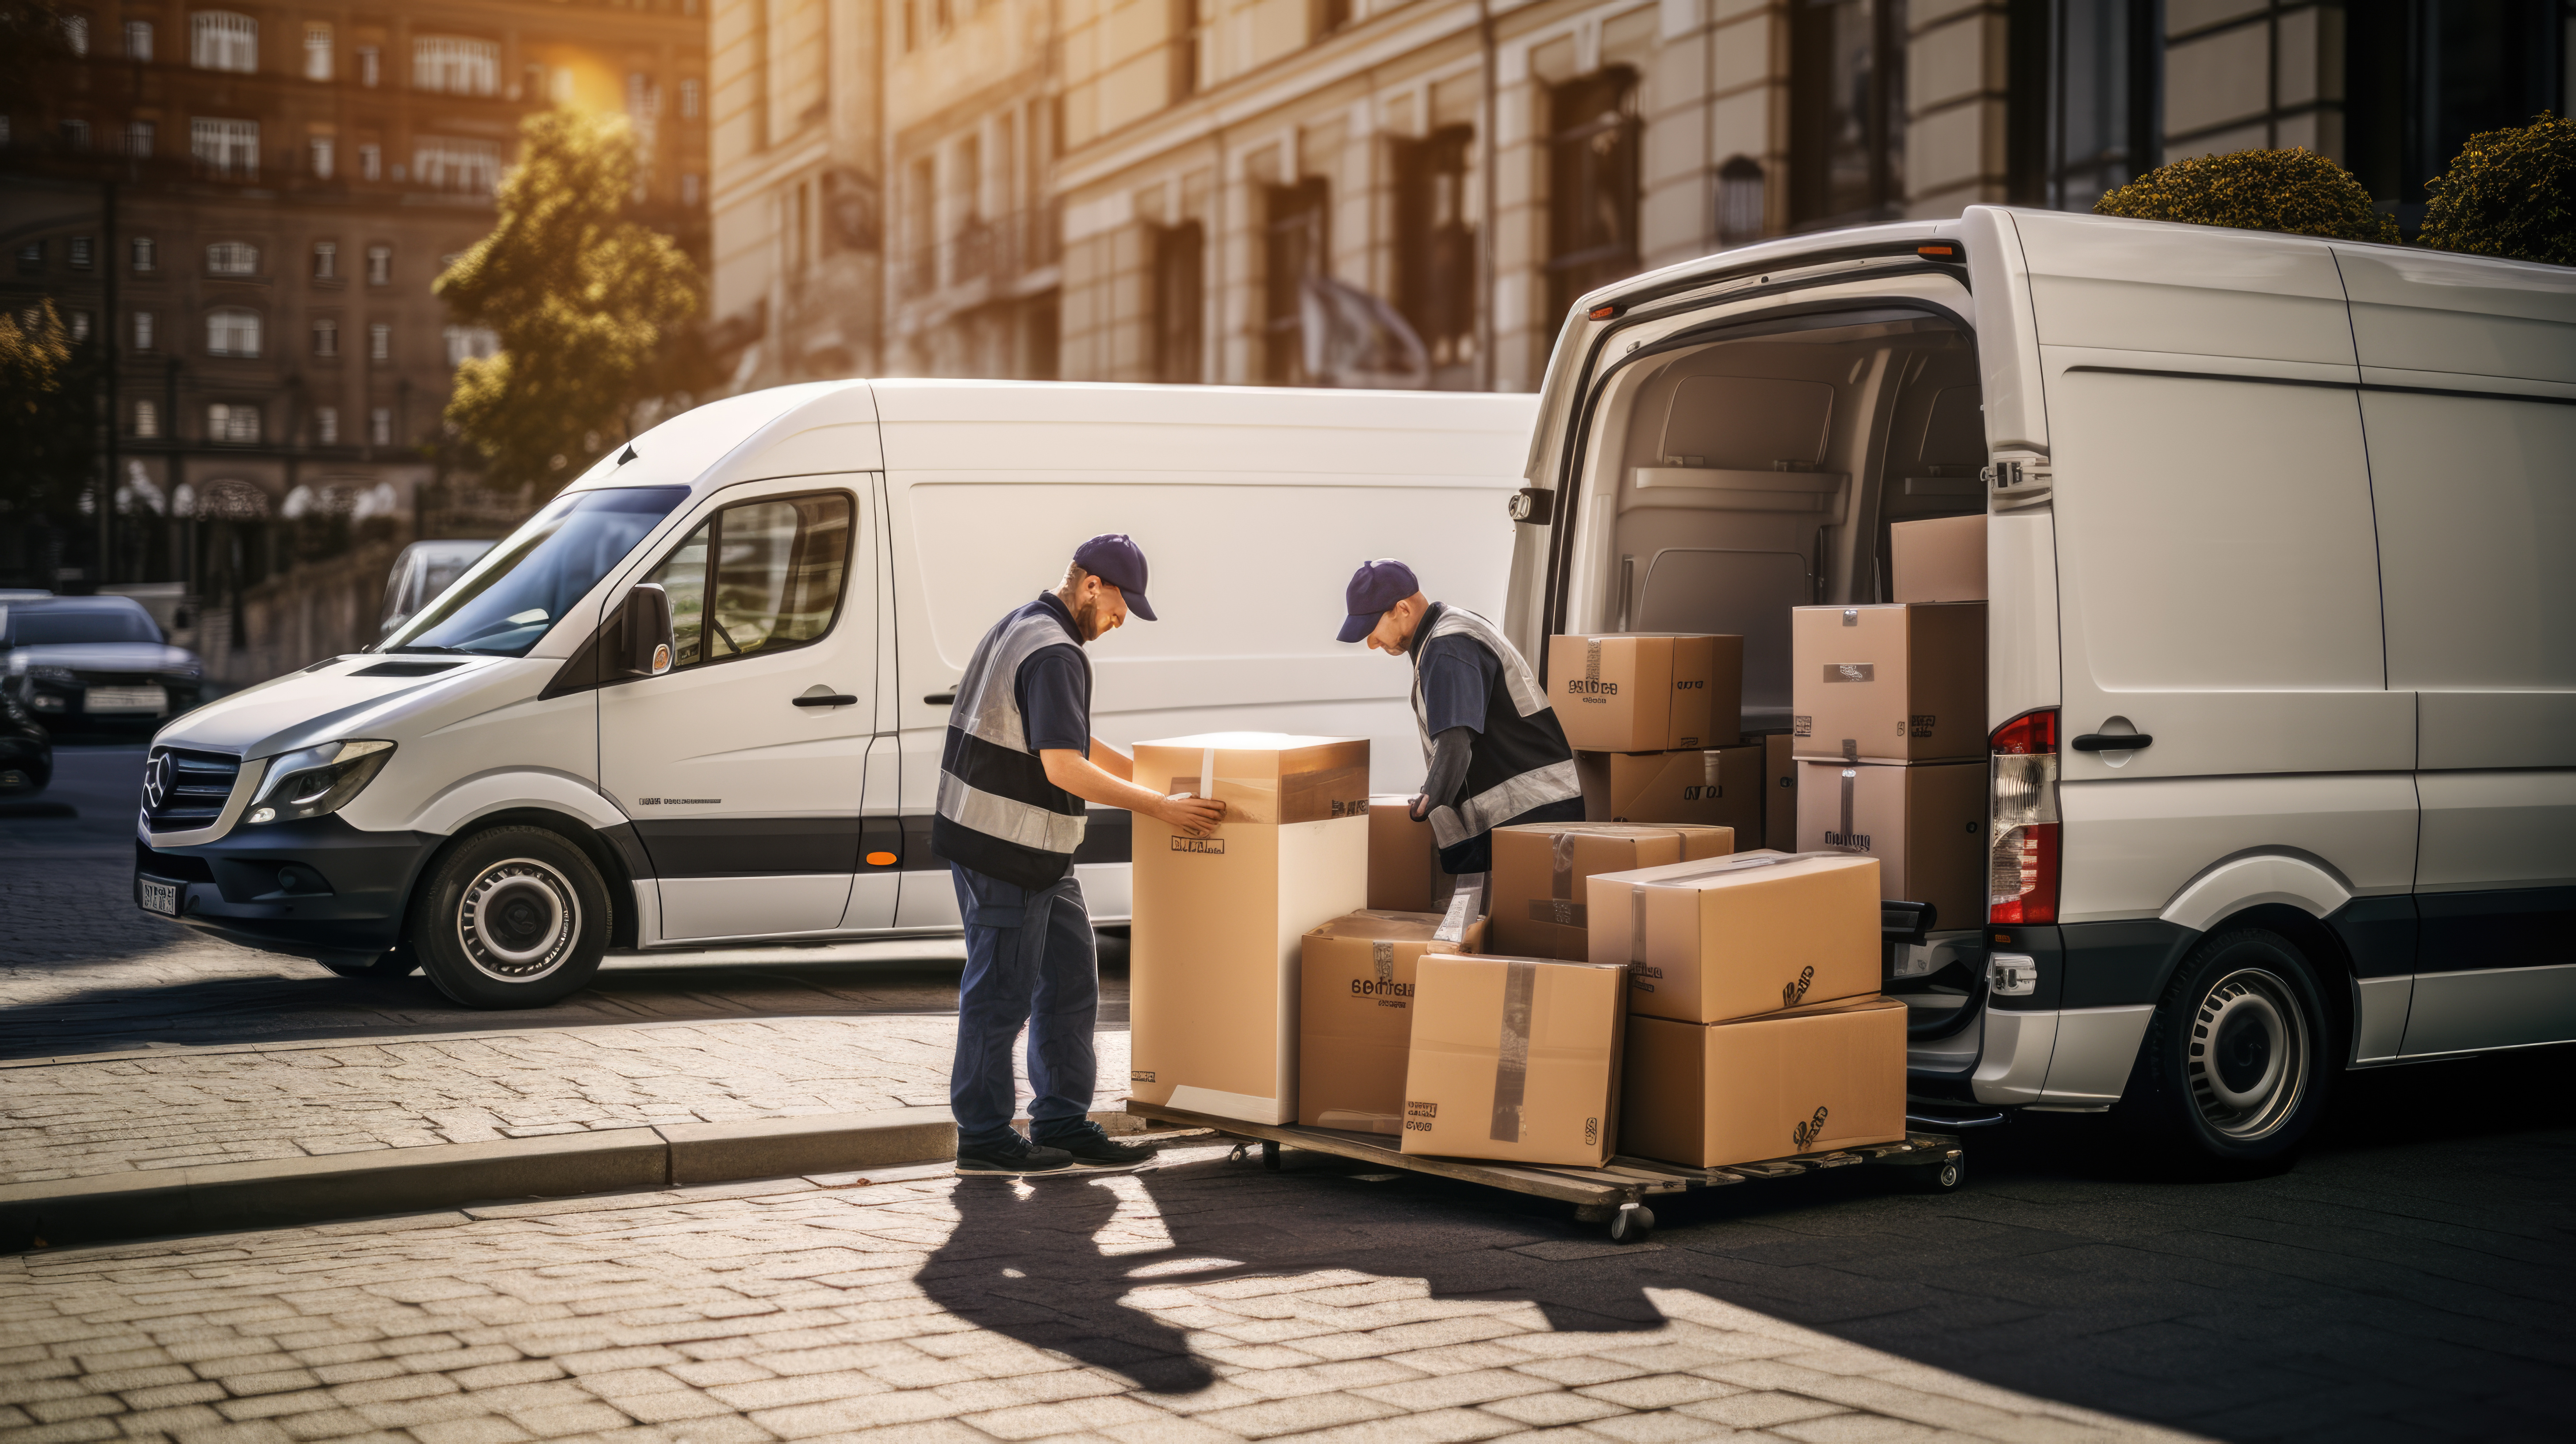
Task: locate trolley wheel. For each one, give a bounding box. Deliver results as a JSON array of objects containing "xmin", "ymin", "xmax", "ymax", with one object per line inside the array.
[
  {"xmin": 1607, "ymin": 1203, "xmax": 1655, "ymax": 1244},
  {"xmin": 1904, "ymin": 1154, "xmax": 1966, "ymax": 1193},
  {"xmin": 1260, "ymin": 1140, "xmax": 1281, "ymax": 1171}
]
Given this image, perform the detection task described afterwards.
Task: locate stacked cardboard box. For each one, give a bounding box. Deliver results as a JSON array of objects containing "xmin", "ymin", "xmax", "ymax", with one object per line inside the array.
[
  {"xmin": 1398, "ymin": 953, "xmax": 1628, "ymax": 1167},
  {"xmin": 1487, "ymin": 821, "xmax": 1734, "ymax": 960},
  {"xmin": 1545, "ymin": 631, "xmax": 1763, "ymax": 857},
  {"xmin": 1298, "ymin": 910, "xmax": 1489, "ymax": 1134},
  {"xmin": 1129, "ymin": 733, "xmax": 1371, "ymax": 1125},
  {"xmin": 1366, "ymin": 795, "xmax": 1455, "ymax": 913},
  {"xmin": 1589, "ymin": 851, "xmax": 1908, "ymax": 1167}
]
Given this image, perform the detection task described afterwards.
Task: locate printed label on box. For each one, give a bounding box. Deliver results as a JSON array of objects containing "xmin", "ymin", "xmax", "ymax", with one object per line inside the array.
[{"xmin": 1170, "ymin": 836, "xmax": 1226, "ymax": 854}]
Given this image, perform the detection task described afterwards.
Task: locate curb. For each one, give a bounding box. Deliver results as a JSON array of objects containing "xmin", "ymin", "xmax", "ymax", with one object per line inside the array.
[{"xmin": 0, "ymin": 1106, "xmax": 958, "ymax": 1253}]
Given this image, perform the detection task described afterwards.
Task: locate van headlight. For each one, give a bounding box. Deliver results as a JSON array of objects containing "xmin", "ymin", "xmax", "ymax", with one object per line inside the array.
[{"xmin": 245, "ymin": 740, "xmax": 395, "ymax": 825}]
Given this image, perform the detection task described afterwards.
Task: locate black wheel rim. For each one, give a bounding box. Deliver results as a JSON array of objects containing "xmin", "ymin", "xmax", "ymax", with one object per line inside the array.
[
  {"xmin": 456, "ymin": 858, "xmax": 581, "ymax": 983},
  {"xmin": 2189, "ymin": 966, "xmax": 2308, "ymax": 1141}
]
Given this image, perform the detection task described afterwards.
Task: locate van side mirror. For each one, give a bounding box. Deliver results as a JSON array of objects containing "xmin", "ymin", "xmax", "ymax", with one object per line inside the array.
[{"xmin": 616, "ymin": 584, "xmax": 675, "ymax": 678}]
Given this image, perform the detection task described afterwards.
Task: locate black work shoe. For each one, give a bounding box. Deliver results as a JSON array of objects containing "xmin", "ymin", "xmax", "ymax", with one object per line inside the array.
[
  {"xmin": 1038, "ymin": 1121, "xmax": 1162, "ymax": 1168},
  {"xmin": 956, "ymin": 1137, "xmax": 1081, "ymax": 1175}
]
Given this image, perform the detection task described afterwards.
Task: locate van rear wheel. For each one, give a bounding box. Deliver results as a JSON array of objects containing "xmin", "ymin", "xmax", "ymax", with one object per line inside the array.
[
  {"xmin": 2121, "ymin": 928, "xmax": 2333, "ymax": 1169},
  {"xmin": 410, "ymin": 825, "xmax": 609, "ymax": 1009}
]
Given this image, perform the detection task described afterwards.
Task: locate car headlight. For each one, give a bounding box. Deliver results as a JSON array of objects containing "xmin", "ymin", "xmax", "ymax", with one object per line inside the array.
[{"xmin": 245, "ymin": 740, "xmax": 395, "ymax": 825}]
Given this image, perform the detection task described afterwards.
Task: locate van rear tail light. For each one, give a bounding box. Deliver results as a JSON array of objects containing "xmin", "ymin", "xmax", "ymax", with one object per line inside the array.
[{"xmin": 1989, "ymin": 709, "xmax": 2059, "ymax": 926}]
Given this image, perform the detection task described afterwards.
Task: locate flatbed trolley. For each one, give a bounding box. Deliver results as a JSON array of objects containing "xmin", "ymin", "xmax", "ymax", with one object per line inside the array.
[{"xmin": 1127, "ymin": 1103, "xmax": 1966, "ymax": 1244}]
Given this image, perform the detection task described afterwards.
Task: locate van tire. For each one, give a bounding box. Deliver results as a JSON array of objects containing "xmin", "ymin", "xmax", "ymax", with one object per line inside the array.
[
  {"xmin": 409, "ymin": 825, "xmax": 610, "ymax": 1010},
  {"xmin": 2121, "ymin": 928, "xmax": 2334, "ymax": 1169}
]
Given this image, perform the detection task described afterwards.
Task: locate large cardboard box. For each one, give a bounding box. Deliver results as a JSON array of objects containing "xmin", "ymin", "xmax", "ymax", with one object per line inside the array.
[
  {"xmin": 1367, "ymin": 795, "xmax": 1455, "ymax": 914},
  {"xmin": 1791, "ymin": 603, "xmax": 1986, "ymax": 763},
  {"xmin": 1890, "ymin": 514, "xmax": 1987, "ymax": 603},
  {"xmin": 1490, "ymin": 821, "xmax": 1734, "ymax": 960},
  {"xmin": 1297, "ymin": 910, "xmax": 1489, "ymax": 1135},
  {"xmin": 1762, "ymin": 734, "xmax": 1797, "ymax": 852},
  {"xmin": 1588, "ymin": 850, "xmax": 1881, "ymax": 1023},
  {"xmin": 1620, "ymin": 998, "xmax": 1908, "ymax": 1168},
  {"xmin": 1401, "ymin": 954, "xmax": 1626, "ymax": 1166},
  {"xmin": 1794, "ymin": 760, "xmax": 1988, "ymax": 930},
  {"xmin": 1130, "ymin": 734, "xmax": 1371, "ymax": 1124},
  {"xmin": 1577, "ymin": 745, "xmax": 1764, "ymax": 839},
  {"xmin": 1546, "ymin": 634, "xmax": 1742, "ymax": 753}
]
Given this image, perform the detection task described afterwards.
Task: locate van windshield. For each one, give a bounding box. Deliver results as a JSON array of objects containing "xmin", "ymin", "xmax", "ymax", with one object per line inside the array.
[{"xmin": 386, "ymin": 487, "xmax": 690, "ymax": 657}]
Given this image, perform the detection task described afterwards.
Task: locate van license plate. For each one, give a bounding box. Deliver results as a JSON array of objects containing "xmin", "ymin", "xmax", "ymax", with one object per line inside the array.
[
  {"xmin": 138, "ymin": 877, "xmax": 180, "ymax": 916},
  {"xmin": 87, "ymin": 686, "xmax": 167, "ymax": 714}
]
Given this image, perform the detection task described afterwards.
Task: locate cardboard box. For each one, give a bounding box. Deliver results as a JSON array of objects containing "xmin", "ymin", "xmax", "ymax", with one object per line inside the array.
[
  {"xmin": 1401, "ymin": 954, "xmax": 1627, "ymax": 1166},
  {"xmin": 1891, "ymin": 514, "xmax": 1987, "ymax": 603},
  {"xmin": 1587, "ymin": 850, "xmax": 1881, "ymax": 1023},
  {"xmin": 1577, "ymin": 745, "xmax": 1763, "ymax": 840},
  {"xmin": 1130, "ymin": 734, "xmax": 1372, "ymax": 1124},
  {"xmin": 1296, "ymin": 910, "xmax": 1489, "ymax": 1135},
  {"xmin": 1620, "ymin": 998, "xmax": 1908, "ymax": 1168},
  {"xmin": 1763, "ymin": 734, "xmax": 1798, "ymax": 852},
  {"xmin": 1791, "ymin": 603, "xmax": 1986, "ymax": 763},
  {"xmin": 1794, "ymin": 760, "xmax": 1989, "ymax": 931},
  {"xmin": 1367, "ymin": 795, "xmax": 1455, "ymax": 914},
  {"xmin": 1489, "ymin": 821, "xmax": 1734, "ymax": 960},
  {"xmin": 1546, "ymin": 634, "xmax": 1742, "ymax": 753}
]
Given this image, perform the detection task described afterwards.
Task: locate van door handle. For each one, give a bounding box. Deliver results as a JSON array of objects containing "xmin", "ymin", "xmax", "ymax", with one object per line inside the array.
[
  {"xmin": 794, "ymin": 693, "xmax": 859, "ymax": 707},
  {"xmin": 2070, "ymin": 733, "xmax": 2154, "ymax": 752},
  {"xmin": 923, "ymin": 692, "xmax": 956, "ymax": 705}
]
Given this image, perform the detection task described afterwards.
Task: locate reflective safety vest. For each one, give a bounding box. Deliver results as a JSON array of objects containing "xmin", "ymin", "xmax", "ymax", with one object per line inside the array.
[
  {"xmin": 931, "ymin": 598, "xmax": 1090, "ymax": 889},
  {"xmin": 1410, "ymin": 604, "xmax": 1582, "ymax": 851}
]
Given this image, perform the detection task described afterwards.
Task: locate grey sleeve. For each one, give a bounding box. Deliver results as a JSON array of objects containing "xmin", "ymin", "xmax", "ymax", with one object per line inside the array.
[{"xmin": 1422, "ymin": 726, "xmax": 1476, "ymax": 810}]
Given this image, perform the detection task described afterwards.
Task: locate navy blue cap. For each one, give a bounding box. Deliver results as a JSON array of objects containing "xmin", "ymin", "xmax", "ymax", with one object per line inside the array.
[
  {"xmin": 1073, "ymin": 534, "xmax": 1156, "ymax": 621},
  {"xmin": 1336, "ymin": 559, "xmax": 1419, "ymax": 643}
]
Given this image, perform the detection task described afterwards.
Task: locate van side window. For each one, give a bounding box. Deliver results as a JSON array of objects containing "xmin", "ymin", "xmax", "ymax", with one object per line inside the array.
[
  {"xmin": 646, "ymin": 492, "xmax": 852, "ymax": 670},
  {"xmin": 644, "ymin": 523, "xmax": 711, "ymax": 666}
]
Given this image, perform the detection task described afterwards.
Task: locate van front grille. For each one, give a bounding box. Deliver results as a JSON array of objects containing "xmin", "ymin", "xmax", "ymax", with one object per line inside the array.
[{"xmin": 143, "ymin": 746, "xmax": 241, "ymax": 830}]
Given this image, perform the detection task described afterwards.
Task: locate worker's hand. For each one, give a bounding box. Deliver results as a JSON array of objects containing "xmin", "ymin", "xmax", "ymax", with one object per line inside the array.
[
  {"xmin": 1157, "ymin": 792, "xmax": 1227, "ymax": 837},
  {"xmin": 1408, "ymin": 793, "xmax": 1432, "ymax": 822}
]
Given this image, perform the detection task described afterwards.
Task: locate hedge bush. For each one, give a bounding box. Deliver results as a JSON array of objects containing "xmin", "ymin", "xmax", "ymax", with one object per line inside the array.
[
  {"xmin": 2420, "ymin": 113, "xmax": 2576, "ymax": 267},
  {"xmin": 2093, "ymin": 147, "xmax": 2399, "ymax": 243}
]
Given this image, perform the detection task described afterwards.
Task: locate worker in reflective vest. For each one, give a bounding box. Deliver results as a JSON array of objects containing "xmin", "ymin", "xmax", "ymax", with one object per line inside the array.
[{"xmin": 932, "ymin": 533, "xmax": 1225, "ymax": 1176}]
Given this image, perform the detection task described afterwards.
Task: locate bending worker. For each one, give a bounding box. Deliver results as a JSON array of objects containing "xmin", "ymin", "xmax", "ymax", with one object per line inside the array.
[
  {"xmin": 933, "ymin": 534, "xmax": 1226, "ymax": 1176},
  {"xmin": 1336, "ymin": 558, "xmax": 1583, "ymax": 878}
]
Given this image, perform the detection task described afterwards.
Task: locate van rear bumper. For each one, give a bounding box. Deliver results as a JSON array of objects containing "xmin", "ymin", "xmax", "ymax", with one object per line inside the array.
[{"xmin": 135, "ymin": 819, "xmax": 439, "ymax": 964}]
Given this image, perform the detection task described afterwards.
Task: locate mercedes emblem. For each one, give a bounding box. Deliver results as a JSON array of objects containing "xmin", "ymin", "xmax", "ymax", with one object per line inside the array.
[{"xmin": 142, "ymin": 753, "xmax": 172, "ymax": 812}]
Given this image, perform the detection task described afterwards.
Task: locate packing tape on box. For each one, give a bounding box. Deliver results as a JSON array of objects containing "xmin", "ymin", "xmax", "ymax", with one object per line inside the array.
[
  {"xmin": 1200, "ymin": 747, "xmax": 1215, "ymax": 800},
  {"xmin": 1371, "ymin": 940, "xmax": 1395, "ymax": 982},
  {"xmin": 1632, "ymin": 850, "xmax": 1852, "ymax": 890},
  {"xmin": 1536, "ymin": 825, "xmax": 1700, "ymax": 928},
  {"xmin": 1840, "ymin": 768, "xmax": 1857, "ymax": 849},
  {"xmin": 1490, "ymin": 959, "xmax": 1537, "ymax": 1143}
]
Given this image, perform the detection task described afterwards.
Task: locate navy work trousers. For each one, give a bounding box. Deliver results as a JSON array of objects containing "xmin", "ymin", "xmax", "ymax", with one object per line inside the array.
[{"xmin": 948, "ymin": 862, "xmax": 1098, "ymax": 1152}]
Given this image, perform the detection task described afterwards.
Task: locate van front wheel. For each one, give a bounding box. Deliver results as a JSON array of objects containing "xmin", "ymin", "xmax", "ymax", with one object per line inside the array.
[
  {"xmin": 410, "ymin": 825, "xmax": 610, "ymax": 1009},
  {"xmin": 2123, "ymin": 928, "xmax": 2333, "ymax": 1169}
]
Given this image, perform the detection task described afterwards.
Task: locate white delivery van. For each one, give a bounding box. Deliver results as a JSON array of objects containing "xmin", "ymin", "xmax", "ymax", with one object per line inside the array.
[
  {"xmin": 1504, "ymin": 206, "xmax": 2576, "ymax": 1164},
  {"xmin": 133, "ymin": 380, "xmax": 1532, "ymax": 1006}
]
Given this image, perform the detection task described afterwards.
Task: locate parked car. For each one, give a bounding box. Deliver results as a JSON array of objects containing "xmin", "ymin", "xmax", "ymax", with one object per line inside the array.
[
  {"xmin": 0, "ymin": 595, "xmax": 204, "ymax": 733},
  {"xmin": 380, "ymin": 540, "xmax": 498, "ymax": 639},
  {"xmin": 0, "ymin": 689, "xmax": 50, "ymax": 796},
  {"xmin": 130, "ymin": 380, "xmax": 1535, "ymax": 1003}
]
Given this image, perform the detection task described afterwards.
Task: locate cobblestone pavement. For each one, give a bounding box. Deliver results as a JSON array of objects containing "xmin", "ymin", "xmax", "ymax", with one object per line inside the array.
[
  {"xmin": 0, "ymin": 1145, "xmax": 2215, "ymax": 1444},
  {"xmin": 0, "ymin": 1021, "xmax": 1131, "ymax": 1188}
]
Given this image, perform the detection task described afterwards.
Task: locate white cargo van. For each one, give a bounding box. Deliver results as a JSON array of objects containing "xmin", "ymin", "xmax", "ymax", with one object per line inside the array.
[
  {"xmin": 133, "ymin": 381, "xmax": 1532, "ymax": 1006},
  {"xmin": 1503, "ymin": 205, "xmax": 2576, "ymax": 1163}
]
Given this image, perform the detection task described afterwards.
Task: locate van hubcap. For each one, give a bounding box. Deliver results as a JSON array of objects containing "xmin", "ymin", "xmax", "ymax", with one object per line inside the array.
[
  {"xmin": 2189, "ymin": 968, "xmax": 2308, "ymax": 1139},
  {"xmin": 457, "ymin": 859, "xmax": 580, "ymax": 982}
]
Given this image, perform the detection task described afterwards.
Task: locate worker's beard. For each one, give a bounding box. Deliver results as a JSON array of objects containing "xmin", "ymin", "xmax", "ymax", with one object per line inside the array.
[{"xmin": 1074, "ymin": 601, "xmax": 1108, "ymax": 641}]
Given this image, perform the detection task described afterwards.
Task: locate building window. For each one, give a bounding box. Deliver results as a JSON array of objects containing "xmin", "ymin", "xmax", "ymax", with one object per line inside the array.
[
  {"xmin": 124, "ymin": 19, "xmax": 152, "ymax": 61},
  {"xmin": 412, "ymin": 36, "xmax": 499, "ymax": 96},
  {"xmin": 413, "ymin": 138, "xmax": 500, "ymax": 194},
  {"xmin": 63, "ymin": 12, "xmax": 88, "ymax": 54},
  {"xmin": 2347, "ymin": 0, "xmax": 2567, "ymax": 221},
  {"xmin": 313, "ymin": 241, "xmax": 337, "ymax": 278},
  {"xmin": 1544, "ymin": 68, "xmax": 1641, "ymax": 329},
  {"xmin": 1312, "ymin": 0, "xmax": 1351, "ymax": 39},
  {"xmin": 69, "ymin": 311, "xmax": 92, "ymax": 343},
  {"xmin": 1714, "ymin": 154, "xmax": 1766, "ymax": 246},
  {"xmin": 358, "ymin": 144, "xmax": 381, "ymax": 181},
  {"xmin": 312, "ymin": 317, "xmax": 337, "ymax": 355},
  {"xmin": 62, "ymin": 119, "xmax": 91, "ymax": 151},
  {"xmin": 368, "ymin": 406, "xmax": 391, "ymax": 445},
  {"xmin": 133, "ymin": 311, "xmax": 154, "ymax": 349},
  {"xmin": 126, "ymin": 120, "xmax": 154, "ymax": 156},
  {"xmin": 365, "ymin": 245, "xmax": 391, "ymax": 284},
  {"xmin": 1151, "ymin": 221, "xmax": 1204, "ymax": 385},
  {"xmin": 13, "ymin": 242, "xmax": 38, "ymax": 272},
  {"xmin": 1171, "ymin": 0, "xmax": 1203, "ymax": 97},
  {"xmin": 133, "ymin": 399, "xmax": 160, "ymax": 439},
  {"xmin": 1394, "ymin": 127, "xmax": 1475, "ymax": 379},
  {"xmin": 680, "ymin": 78, "xmax": 700, "ymax": 118},
  {"xmin": 314, "ymin": 405, "xmax": 338, "ymax": 445},
  {"xmin": 310, "ymin": 137, "xmax": 334, "ymax": 178},
  {"xmin": 356, "ymin": 45, "xmax": 379, "ymax": 87},
  {"xmin": 191, "ymin": 117, "xmax": 259, "ymax": 178},
  {"xmin": 443, "ymin": 324, "xmax": 498, "ymax": 366},
  {"xmin": 132, "ymin": 236, "xmax": 155, "ymax": 270},
  {"xmin": 680, "ymin": 173, "xmax": 702, "ymax": 206},
  {"xmin": 207, "ymin": 307, "xmax": 262, "ymax": 357},
  {"xmin": 190, "ymin": 12, "xmax": 258, "ymax": 73},
  {"xmin": 2006, "ymin": 0, "xmax": 2155, "ymax": 213},
  {"xmin": 368, "ymin": 322, "xmax": 389, "ymax": 361},
  {"xmin": 1790, "ymin": 0, "xmax": 1906, "ymax": 227},
  {"xmin": 206, "ymin": 240, "xmax": 258, "ymax": 274},
  {"xmin": 208, "ymin": 402, "xmax": 261, "ymax": 443},
  {"xmin": 303, "ymin": 23, "xmax": 331, "ymax": 81},
  {"xmin": 1262, "ymin": 177, "xmax": 1329, "ymax": 385},
  {"xmin": 69, "ymin": 236, "xmax": 93, "ymax": 269}
]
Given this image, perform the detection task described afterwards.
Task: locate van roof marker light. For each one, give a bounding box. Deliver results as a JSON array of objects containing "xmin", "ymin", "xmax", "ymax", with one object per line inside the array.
[
  {"xmin": 1917, "ymin": 244, "xmax": 1959, "ymax": 259},
  {"xmin": 1588, "ymin": 303, "xmax": 1623, "ymax": 321}
]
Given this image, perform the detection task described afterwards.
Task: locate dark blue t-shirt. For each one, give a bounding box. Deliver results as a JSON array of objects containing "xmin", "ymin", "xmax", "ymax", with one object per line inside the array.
[
  {"xmin": 1417, "ymin": 631, "xmax": 1501, "ymax": 737},
  {"xmin": 1014, "ymin": 592, "xmax": 1091, "ymax": 756}
]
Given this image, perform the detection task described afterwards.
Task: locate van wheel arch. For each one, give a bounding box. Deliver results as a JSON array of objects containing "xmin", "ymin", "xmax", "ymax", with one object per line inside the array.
[
  {"xmin": 2190, "ymin": 903, "xmax": 2356, "ymax": 1067},
  {"xmin": 404, "ymin": 808, "xmax": 639, "ymax": 952}
]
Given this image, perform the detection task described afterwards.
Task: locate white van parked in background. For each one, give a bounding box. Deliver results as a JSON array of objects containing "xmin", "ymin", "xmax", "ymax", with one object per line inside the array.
[
  {"xmin": 1504, "ymin": 205, "xmax": 2576, "ymax": 1164},
  {"xmin": 134, "ymin": 381, "xmax": 1532, "ymax": 1004}
]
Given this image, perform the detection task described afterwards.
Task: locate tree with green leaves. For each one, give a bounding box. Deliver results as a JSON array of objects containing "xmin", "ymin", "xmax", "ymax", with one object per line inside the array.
[
  {"xmin": 437, "ymin": 108, "xmax": 705, "ymax": 494},
  {"xmin": 2420, "ymin": 113, "xmax": 2576, "ymax": 268},
  {"xmin": 2094, "ymin": 147, "xmax": 2400, "ymax": 243}
]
